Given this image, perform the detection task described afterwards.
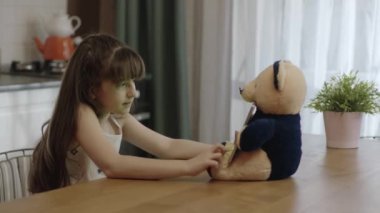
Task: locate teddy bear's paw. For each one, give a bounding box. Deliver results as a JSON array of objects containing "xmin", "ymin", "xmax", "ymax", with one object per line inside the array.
[
  {"xmin": 209, "ymin": 167, "xmax": 231, "ymax": 180},
  {"xmin": 211, "ymin": 149, "xmax": 272, "ymax": 181},
  {"xmin": 220, "ymin": 141, "xmax": 237, "ymax": 169}
]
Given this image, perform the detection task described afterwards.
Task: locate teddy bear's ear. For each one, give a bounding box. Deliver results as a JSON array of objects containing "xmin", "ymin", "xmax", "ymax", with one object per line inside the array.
[{"xmin": 273, "ymin": 60, "xmax": 287, "ymax": 91}]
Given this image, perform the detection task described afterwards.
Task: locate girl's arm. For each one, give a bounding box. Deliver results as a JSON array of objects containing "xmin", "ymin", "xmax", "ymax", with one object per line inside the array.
[
  {"xmin": 120, "ymin": 113, "xmax": 221, "ymax": 159},
  {"xmin": 75, "ymin": 104, "xmax": 222, "ymax": 179}
]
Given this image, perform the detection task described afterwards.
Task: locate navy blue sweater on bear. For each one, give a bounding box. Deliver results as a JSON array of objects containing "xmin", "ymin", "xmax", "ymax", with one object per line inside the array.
[{"xmin": 239, "ymin": 109, "xmax": 302, "ymax": 180}]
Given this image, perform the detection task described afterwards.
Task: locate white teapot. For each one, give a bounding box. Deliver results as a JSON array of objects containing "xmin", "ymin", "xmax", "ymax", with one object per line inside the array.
[{"xmin": 47, "ymin": 12, "xmax": 81, "ymax": 37}]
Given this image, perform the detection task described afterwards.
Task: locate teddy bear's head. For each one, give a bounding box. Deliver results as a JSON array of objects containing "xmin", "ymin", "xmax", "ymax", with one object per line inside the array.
[{"xmin": 240, "ymin": 60, "xmax": 306, "ymax": 114}]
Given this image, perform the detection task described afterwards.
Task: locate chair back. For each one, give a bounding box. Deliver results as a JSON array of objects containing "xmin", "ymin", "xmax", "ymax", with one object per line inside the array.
[{"xmin": 0, "ymin": 148, "xmax": 33, "ymax": 202}]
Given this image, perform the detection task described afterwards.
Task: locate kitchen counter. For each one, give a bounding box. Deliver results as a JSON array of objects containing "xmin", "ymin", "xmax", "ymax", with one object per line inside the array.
[{"xmin": 0, "ymin": 72, "xmax": 61, "ymax": 92}]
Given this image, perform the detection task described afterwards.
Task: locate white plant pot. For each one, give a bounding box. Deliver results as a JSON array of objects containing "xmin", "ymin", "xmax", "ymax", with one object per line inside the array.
[{"xmin": 323, "ymin": 111, "xmax": 362, "ymax": 149}]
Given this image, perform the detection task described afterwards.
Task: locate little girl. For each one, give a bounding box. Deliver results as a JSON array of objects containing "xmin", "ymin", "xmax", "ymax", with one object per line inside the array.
[{"xmin": 29, "ymin": 34, "xmax": 223, "ymax": 193}]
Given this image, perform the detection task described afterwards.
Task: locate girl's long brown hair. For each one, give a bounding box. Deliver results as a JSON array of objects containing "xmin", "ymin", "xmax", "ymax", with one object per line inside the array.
[{"xmin": 29, "ymin": 34, "xmax": 145, "ymax": 193}]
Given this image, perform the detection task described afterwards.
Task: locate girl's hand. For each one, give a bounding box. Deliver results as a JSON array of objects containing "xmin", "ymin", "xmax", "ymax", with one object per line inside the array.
[{"xmin": 185, "ymin": 145, "xmax": 224, "ymax": 176}]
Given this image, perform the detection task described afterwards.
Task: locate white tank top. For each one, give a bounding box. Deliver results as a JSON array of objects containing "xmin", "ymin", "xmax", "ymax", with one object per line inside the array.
[{"xmin": 66, "ymin": 115, "xmax": 122, "ymax": 184}]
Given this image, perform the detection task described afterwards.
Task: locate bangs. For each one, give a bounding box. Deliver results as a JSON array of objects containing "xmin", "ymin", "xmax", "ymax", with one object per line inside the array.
[{"xmin": 106, "ymin": 47, "xmax": 145, "ymax": 83}]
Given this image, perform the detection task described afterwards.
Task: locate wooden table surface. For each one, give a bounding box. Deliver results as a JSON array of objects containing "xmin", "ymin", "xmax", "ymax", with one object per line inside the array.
[{"xmin": 1, "ymin": 134, "xmax": 380, "ymax": 213}]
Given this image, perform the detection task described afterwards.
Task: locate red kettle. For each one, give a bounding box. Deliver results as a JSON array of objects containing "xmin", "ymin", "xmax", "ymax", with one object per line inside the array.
[{"xmin": 34, "ymin": 36, "xmax": 75, "ymax": 61}]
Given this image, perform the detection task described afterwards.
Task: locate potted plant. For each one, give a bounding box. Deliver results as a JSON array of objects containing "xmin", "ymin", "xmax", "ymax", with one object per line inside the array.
[{"xmin": 307, "ymin": 71, "xmax": 380, "ymax": 148}]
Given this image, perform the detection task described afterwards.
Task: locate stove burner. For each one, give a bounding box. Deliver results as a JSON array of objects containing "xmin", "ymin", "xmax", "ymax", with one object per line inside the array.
[
  {"xmin": 10, "ymin": 60, "xmax": 67, "ymax": 75},
  {"xmin": 43, "ymin": 60, "xmax": 67, "ymax": 73},
  {"xmin": 10, "ymin": 61, "xmax": 41, "ymax": 72}
]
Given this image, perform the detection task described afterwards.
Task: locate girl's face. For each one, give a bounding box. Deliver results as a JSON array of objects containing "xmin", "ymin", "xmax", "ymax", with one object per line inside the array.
[{"xmin": 94, "ymin": 79, "xmax": 137, "ymax": 115}]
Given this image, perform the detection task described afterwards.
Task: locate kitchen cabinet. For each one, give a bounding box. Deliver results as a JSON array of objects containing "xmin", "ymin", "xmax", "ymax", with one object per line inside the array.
[{"xmin": 0, "ymin": 87, "xmax": 59, "ymax": 152}]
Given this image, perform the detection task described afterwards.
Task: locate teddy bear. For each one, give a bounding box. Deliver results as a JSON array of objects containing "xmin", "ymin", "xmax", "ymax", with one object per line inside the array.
[{"xmin": 209, "ymin": 60, "xmax": 307, "ymax": 181}]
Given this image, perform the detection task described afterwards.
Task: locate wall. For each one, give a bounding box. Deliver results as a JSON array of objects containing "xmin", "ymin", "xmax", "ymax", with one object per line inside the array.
[{"xmin": 0, "ymin": 0, "xmax": 67, "ymax": 71}]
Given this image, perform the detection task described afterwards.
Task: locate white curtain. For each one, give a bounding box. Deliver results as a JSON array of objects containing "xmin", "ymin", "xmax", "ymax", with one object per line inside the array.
[
  {"xmin": 230, "ymin": 0, "xmax": 380, "ymax": 138},
  {"xmin": 188, "ymin": 0, "xmax": 380, "ymax": 144}
]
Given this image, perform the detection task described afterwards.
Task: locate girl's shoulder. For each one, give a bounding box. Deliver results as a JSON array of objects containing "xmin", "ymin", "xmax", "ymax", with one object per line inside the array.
[
  {"xmin": 77, "ymin": 103, "xmax": 98, "ymax": 122},
  {"xmin": 78, "ymin": 103, "xmax": 96, "ymax": 115},
  {"xmin": 78, "ymin": 102, "xmax": 90, "ymax": 111}
]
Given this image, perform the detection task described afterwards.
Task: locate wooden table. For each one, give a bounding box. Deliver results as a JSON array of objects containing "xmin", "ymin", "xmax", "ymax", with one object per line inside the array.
[{"xmin": 1, "ymin": 134, "xmax": 380, "ymax": 213}]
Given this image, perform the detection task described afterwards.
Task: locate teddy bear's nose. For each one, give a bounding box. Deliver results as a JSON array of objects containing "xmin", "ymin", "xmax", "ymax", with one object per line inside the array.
[{"xmin": 239, "ymin": 87, "xmax": 244, "ymax": 94}]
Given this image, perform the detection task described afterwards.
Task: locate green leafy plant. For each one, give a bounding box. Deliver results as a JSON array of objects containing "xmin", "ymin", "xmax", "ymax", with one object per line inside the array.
[{"xmin": 307, "ymin": 71, "xmax": 380, "ymax": 113}]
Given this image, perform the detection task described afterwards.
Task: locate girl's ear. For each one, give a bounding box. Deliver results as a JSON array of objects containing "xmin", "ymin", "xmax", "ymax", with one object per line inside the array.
[{"xmin": 89, "ymin": 87, "xmax": 96, "ymax": 99}]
